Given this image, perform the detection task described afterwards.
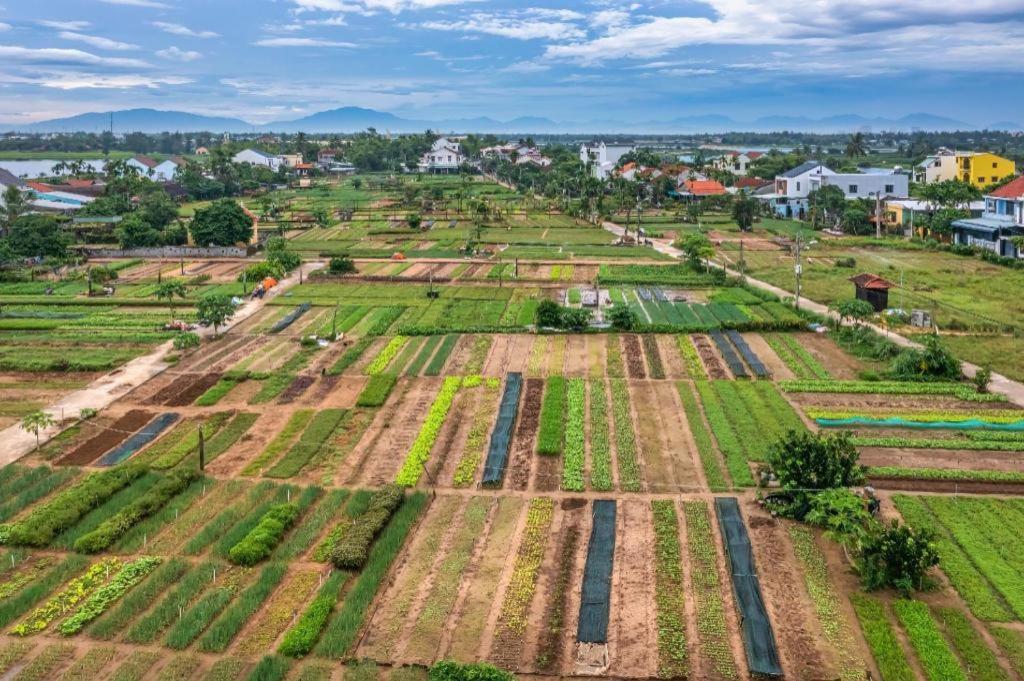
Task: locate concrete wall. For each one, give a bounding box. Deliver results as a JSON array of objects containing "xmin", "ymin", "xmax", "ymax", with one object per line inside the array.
[{"xmin": 81, "ymin": 245, "xmax": 252, "ymax": 258}]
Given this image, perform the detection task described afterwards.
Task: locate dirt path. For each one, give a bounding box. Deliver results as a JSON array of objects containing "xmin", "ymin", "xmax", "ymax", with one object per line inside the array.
[
  {"xmin": 607, "ymin": 499, "xmax": 657, "ymax": 678},
  {"xmin": 0, "ymin": 263, "xmax": 320, "ymax": 464}
]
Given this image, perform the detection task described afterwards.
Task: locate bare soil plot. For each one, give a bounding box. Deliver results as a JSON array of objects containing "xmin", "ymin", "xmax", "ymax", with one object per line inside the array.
[
  {"xmin": 57, "ymin": 409, "xmax": 154, "ymax": 465},
  {"xmin": 205, "ymin": 408, "xmax": 292, "ymax": 476},
  {"xmin": 507, "ymin": 378, "xmax": 542, "ymax": 491},
  {"xmin": 649, "ymin": 381, "xmax": 703, "ymax": 492},
  {"xmin": 586, "ymin": 335, "xmax": 607, "ymax": 378},
  {"xmin": 742, "ymin": 332, "xmax": 794, "ymax": 379},
  {"xmin": 310, "ymin": 375, "xmax": 367, "ymax": 409},
  {"xmin": 607, "ymin": 499, "xmax": 658, "ymax": 678},
  {"xmin": 692, "ymin": 334, "xmax": 729, "ymax": 379},
  {"xmin": 564, "ymin": 336, "xmax": 589, "ymax": 377},
  {"xmin": 743, "ymin": 503, "xmax": 837, "ymax": 680},
  {"xmin": 164, "ymin": 373, "xmax": 222, "ymax": 407},
  {"xmin": 655, "ymin": 335, "xmax": 687, "ymax": 379},
  {"xmin": 795, "ymin": 332, "xmax": 866, "ymax": 380},
  {"xmin": 622, "ymin": 335, "xmax": 646, "ymax": 379}
]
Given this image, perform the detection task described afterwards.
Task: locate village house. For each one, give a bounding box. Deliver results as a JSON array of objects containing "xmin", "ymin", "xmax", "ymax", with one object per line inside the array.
[
  {"xmin": 580, "ymin": 142, "xmax": 635, "ymax": 180},
  {"xmin": 767, "ymin": 161, "xmax": 908, "ymax": 218},
  {"xmin": 126, "ymin": 154, "xmax": 184, "ymax": 181},
  {"xmin": 418, "ymin": 137, "xmax": 465, "ymax": 173},
  {"xmin": 710, "ymin": 151, "xmax": 763, "ymax": 176},
  {"xmin": 679, "ymin": 179, "xmax": 727, "ymax": 198},
  {"xmin": 915, "ymin": 148, "xmax": 1016, "ymax": 188},
  {"xmin": 279, "ymin": 154, "xmax": 304, "ymax": 168},
  {"xmin": 951, "ymin": 175, "xmax": 1024, "ymax": 258},
  {"xmin": 232, "ymin": 149, "xmax": 284, "ymax": 171}
]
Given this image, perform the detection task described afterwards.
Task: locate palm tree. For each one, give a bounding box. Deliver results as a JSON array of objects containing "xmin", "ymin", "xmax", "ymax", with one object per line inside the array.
[
  {"xmin": 21, "ymin": 410, "xmax": 55, "ymax": 451},
  {"xmin": 845, "ymin": 133, "xmax": 867, "ymax": 158},
  {"xmin": 156, "ymin": 280, "xmax": 188, "ymax": 321},
  {"xmin": 0, "ymin": 186, "xmax": 27, "ymax": 235}
]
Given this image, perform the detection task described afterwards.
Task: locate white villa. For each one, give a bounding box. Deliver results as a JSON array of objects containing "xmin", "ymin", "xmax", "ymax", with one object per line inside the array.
[
  {"xmin": 710, "ymin": 151, "xmax": 764, "ymax": 176},
  {"xmin": 768, "ymin": 161, "xmax": 909, "ymax": 218},
  {"xmin": 232, "ymin": 149, "xmax": 284, "ymax": 171},
  {"xmin": 126, "ymin": 154, "xmax": 184, "ymax": 181},
  {"xmin": 418, "ymin": 137, "xmax": 465, "ymax": 173},
  {"xmin": 580, "ymin": 142, "xmax": 635, "ymax": 180}
]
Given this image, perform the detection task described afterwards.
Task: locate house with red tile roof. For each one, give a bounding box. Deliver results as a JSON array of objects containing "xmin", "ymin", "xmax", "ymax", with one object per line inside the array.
[
  {"xmin": 952, "ymin": 175, "xmax": 1024, "ymax": 258},
  {"xmin": 680, "ymin": 179, "xmax": 727, "ymax": 197}
]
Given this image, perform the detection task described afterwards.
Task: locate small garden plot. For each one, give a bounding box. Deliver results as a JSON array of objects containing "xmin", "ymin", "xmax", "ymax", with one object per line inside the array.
[
  {"xmin": 271, "ymin": 303, "xmax": 312, "ymax": 334},
  {"xmin": 423, "ymin": 335, "xmax": 459, "ymax": 376},
  {"xmin": 764, "ymin": 335, "xmax": 830, "ymax": 380},
  {"xmin": 849, "ymin": 595, "xmax": 915, "ymax": 681},
  {"xmin": 395, "ymin": 377, "xmax": 462, "ymax": 486},
  {"xmin": 622, "ymin": 335, "xmax": 646, "ymax": 378},
  {"xmin": 537, "ymin": 376, "xmax": 567, "ymax": 457},
  {"xmin": 490, "ymin": 497, "xmax": 554, "ymax": 669},
  {"xmin": 57, "ymin": 410, "xmax": 155, "ymax": 466},
  {"xmin": 242, "ymin": 410, "xmax": 315, "ymax": 476},
  {"xmin": 725, "ymin": 330, "xmax": 769, "ymax": 378},
  {"xmin": 650, "ymin": 500, "xmax": 686, "ymax": 679},
  {"xmin": 479, "ymin": 373, "xmax": 521, "ymax": 487},
  {"xmin": 265, "ymin": 409, "xmax": 348, "ymax": 478},
  {"xmin": 692, "ymin": 335, "xmax": 728, "ymax": 379},
  {"xmin": 94, "ymin": 412, "xmax": 180, "ymax": 466},
  {"xmin": 709, "ymin": 331, "xmax": 748, "ymax": 378}
]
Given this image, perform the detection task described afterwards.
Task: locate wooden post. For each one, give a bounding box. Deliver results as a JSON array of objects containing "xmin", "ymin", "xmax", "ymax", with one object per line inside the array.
[{"xmin": 198, "ymin": 427, "xmax": 205, "ymax": 471}]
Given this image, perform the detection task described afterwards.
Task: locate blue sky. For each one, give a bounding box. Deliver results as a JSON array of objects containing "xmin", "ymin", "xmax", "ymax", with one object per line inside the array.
[{"xmin": 1, "ymin": 0, "xmax": 1023, "ymax": 126}]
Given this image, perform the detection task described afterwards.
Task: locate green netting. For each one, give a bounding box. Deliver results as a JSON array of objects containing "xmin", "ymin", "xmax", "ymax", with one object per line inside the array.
[
  {"xmin": 714, "ymin": 497, "xmax": 782, "ymax": 677},
  {"xmin": 577, "ymin": 500, "xmax": 616, "ymax": 644},
  {"xmin": 817, "ymin": 417, "xmax": 1024, "ymax": 431}
]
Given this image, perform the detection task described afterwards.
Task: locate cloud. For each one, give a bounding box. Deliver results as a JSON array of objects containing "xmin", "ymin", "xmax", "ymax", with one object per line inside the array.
[
  {"xmin": 290, "ymin": 0, "xmax": 476, "ymax": 13},
  {"xmin": 541, "ymin": 0, "xmax": 1024, "ymax": 69},
  {"xmin": 0, "ymin": 45, "xmax": 150, "ymax": 68},
  {"xmin": 253, "ymin": 37, "xmax": 357, "ymax": 47},
  {"xmin": 0, "ymin": 72, "xmax": 190, "ymax": 90},
  {"xmin": 0, "ymin": 22, "xmax": 9, "ymax": 31},
  {"xmin": 152, "ymin": 22, "xmax": 219, "ymax": 38},
  {"xmin": 502, "ymin": 60, "xmax": 550, "ymax": 73},
  {"xmin": 38, "ymin": 20, "xmax": 91, "ymax": 30},
  {"xmin": 58, "ymin": 32, "xmax": 139, "ymax": 51},
  {"xmin": 420, "ymin": 9, "xmax": 586, "ymax": 41},
  {"xmin": 156, "ymin": 46, "xmax": 202, "ymax": 61},
  {"xmin": 98, "ymin": 0, "xmax": 170, "ymax": 7}
]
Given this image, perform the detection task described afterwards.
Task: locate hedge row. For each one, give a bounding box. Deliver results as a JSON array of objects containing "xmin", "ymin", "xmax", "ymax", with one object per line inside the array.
[
  {"xmin": 74, "ymin": 470, "xmax": 199, "ymax": 554},
  {"xmin": 329, "ymin": 484, "xmax": 404, "ymax": 570},
  {"xmin": 0, "ymin": 465, "xmax": 147, "ymax": 547},
  {"xmin": 228, "ymin": 504, "xmax": 301, "ymax": 566}
]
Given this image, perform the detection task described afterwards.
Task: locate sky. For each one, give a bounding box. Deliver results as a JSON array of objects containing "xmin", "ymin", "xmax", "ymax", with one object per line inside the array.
[{"xmin": 1, "ymin": 0, "xmax": 1024, "ymax": 127}]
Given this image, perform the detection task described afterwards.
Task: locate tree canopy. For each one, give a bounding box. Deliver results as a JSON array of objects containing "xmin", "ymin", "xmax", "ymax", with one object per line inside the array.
[{"xmin": 189, "ymin": 199, "xmax": 254, "ymax": 247}]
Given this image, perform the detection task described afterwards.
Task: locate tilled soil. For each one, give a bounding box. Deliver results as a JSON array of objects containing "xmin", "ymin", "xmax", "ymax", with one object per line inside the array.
[
  {"xmin": 656, "ymin": 334, "xmax": 686, "ymax": 379},
  {"xmin": 509, "ymin": 378, "xmax": 543, "ymax": 491},
  {"xmin": 622, "ymin": 335, "xmax": 646, "ymax": 379},
  {"xmin": 742, "ymin": 332, "xmax": 793, "ymax": 379},
  {"xmin": 693, "ymin": 334, "xmax": 729, "ymax": 379},
  {"xmin": 58, "ymin": 409, "xmax": 154, "ymax": 465},
  {"xmin": 278, "ymin": 375, "xmax": 316, "ymax": 404},
  {"xmin": 145, "ymin": 372, "xmax": 201, "ymax": 406},
  {"xmin": 533, "ymin": 499, "xmax": 585, "ymax": 674},
  {"xmin": 164, "ymin": 373, "xmax": 223, "ymax": 407},
  {"xmin": 744, "ymin": 508, "xmax": 835, "ymax": 680},
  {"xmin": 607, "ymin": 499, "xmax": 657, "ymax": 678},
  {"xmin": 356, "ymin": 378, "xmax": 441, "ymax": 487}
]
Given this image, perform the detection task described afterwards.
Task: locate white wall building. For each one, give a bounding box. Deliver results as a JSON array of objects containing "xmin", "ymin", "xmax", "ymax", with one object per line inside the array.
[
  {"xmin": 233, "ymin": 149, "xmax": 284, "ymax": 171},
  {"xmin": 418, "ymin": 137, "xmax": 465, "ymax": 173},
  {"xmin": 580, "ymin": 142, "xmax": 635, "ymax": 179},
  {"xmin": 125, "ymin": 155, "xmax": 183, "ymax": 181},
  {"xmin": 710, "ymin": 151, "xmax": 764, "ymax": 176}
]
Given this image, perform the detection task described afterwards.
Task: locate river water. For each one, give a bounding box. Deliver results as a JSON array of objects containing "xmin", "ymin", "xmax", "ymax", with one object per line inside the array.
[{"xmin": 0, "ymin": 159, "xmax": 107, "ymax": 179}]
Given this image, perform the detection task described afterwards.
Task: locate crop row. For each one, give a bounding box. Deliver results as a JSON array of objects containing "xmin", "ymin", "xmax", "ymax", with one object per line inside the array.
[
  {"xmin": 849, "ymin": 595, "xmax": 914, "ymax": 681},
  {"xmin": 588, "ymin": 381, "xmax": 613, "ymax": 492},
  {"xmin": 327, "ymin": 337, "xmax": 373, "ymax": 376},
  {"xmin": 873, "ymin": 466, "xmax": 1024, "ymax": 483},
  {"xmin": 229, "ymin": 504, "xmax": 301, "ymax": 566},
  {"xmin": 853, "ymin": 436, "xmax": 1024, "ymax": 452},
  {"xmin": 267, "ymin": 409, "xmax": 348, "ymax": 478},
  {"xmin": 366, "ymin": 336, "xmax": 407, "ymax": 376},
  {"xmin": 682, "ymin": 501, "xmax": 736, "ymax": 679},
  {"xmin": 806, "ymin": 408, "xmax": 1023, "ymax": 424},
  {"xmin": 780, "ymin": 379, "xmax": 1004, "ymax": 401},
  {"xmin": 395, "ymin": 377, "xmax": 463, "ymax": 486},
  {"xmin": 676, "ymin": 383, "xmax": 729, "ymax": 491},
  {"xmin": 356, "ymin": 373, "xmax": 399, "ymax": 407},
  {"xmin": 642, "ymin": 335, "xmax": 666, "ymax": 379},
  {"xmin": 498, "ymin": 498, "xmax": 554, "ymax": 640},
  {"xmin": 454, "ymin": 381, "xmax": 500, "ymax": 487},
  {"xmin": 0, "ymin": 465, "xmax": 146, "ymax": 547},
  {"xmin": 242, "ymin": 411, "xmax": 315, "ymax": 476},
  {"xmin": 11, "ymin": 558, "xmax": 120, "ymax": 636},
  {"xmin": 58, "ymin": 556, "xmax": 162, "ymax": 635},
  {"xmin": 892, "ymin": 599, "xmax": 967, "ymax": 681},
  {"xmin": 694, "ymin": 382, "xmax": 755, "ymax": 487},
  {"xmin": 787, "ymin": 527, "xmax": 862, "ymax": 680},
  {"xmin": 609, "ymin": 379, "xmax": 642, "ymax": 492},
  {"xmin": 764, "ymin": 335, "xmax": 830, "ymax": 380},
  {"xmin": 561, "ymin": 379, "xmax": 586, "ymax": 491},
  {"xmin": 330, "ymin": 485, "xmax": 404, "ymax": 569},
  {"xmin": 651, "ymin": 500, "xmax": 687, "ymax": 679},
  {"xmin": 935, "ymin": 607, "xmax": 1009, "ymax": 681},
  {"xmin": 676, "ymin": 335, "xmax": 706, "ymax": 379},
  {"xmin": 424, "ymin": 335, "xmax": 459, "ymax": 376}
]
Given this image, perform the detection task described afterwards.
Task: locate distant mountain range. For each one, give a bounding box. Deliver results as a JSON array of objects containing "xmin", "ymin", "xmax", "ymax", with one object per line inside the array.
[{"xmin": 5, "ymin": 106, "xmax": 1020, "ymax": 135}]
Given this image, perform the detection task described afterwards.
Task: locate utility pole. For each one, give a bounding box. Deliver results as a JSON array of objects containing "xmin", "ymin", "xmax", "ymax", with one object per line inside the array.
[
  {"xmin": 794, "ymin": 235, "xmax": 804, "ymax": 311},
  {"xmin": 874, "ymin": 191, "xmax": 883, "ymax": 239}
]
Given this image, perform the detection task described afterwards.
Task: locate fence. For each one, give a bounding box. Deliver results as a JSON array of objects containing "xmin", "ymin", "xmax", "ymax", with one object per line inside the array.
[{"xmin": 80, "ymin": 245, "xmax": 253, "ymax": 259}]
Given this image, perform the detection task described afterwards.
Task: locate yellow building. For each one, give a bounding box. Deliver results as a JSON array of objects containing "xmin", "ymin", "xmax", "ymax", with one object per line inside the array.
[{"xmin": 916, "ymin": 149, "xmax": 1016, "ymax": 188}]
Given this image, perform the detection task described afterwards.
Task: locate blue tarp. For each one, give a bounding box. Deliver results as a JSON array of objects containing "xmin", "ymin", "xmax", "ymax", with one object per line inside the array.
[
  {"xmin": 577, "ymin": 500, "xmax": 616, "ymax": 644},
  {"xmin": 715, "ymin": 497, "xmax": 783, "ymax": 677},
  {"xmin": 482, "ymin": 373, "xmax": 522, "ymax": 487},
  {"xmin": 817, "ymin": 417, "xmax": 1024, "ymax": 431},
  {"xmin": 96, "ymin": 412, "xmax": 180, "ymax": 466},
  {"xmin": 710, "ymin": 329, "xmax": 748, "ymax": 378},
  {"xmin": 726, "ymin": 329, "xmax": 770, "ymax": 378}
]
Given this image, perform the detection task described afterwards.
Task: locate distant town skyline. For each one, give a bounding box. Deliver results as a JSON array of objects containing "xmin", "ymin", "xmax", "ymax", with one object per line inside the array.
[{"xmin": 1, "ymin": 0, "xmax": 1024, "ymax": 128}]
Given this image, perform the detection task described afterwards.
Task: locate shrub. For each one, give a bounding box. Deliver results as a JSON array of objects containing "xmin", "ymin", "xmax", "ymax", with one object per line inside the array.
[
  {"xmin": 859, "ymin": 521, "xmax": 940, "ymax": 595},
  {"xmin": 889, "ymin": 334, "xmax": 961, "ymax": 382},
  {"xmin": 330, "ymin": 484, "xmax": 403, "ymax": 569},
  {"xmin": 973, "ymin": 366, "xmax": 992, "ymax": 394},
  {"xmin": 228, "ymin": 504, "xmax": 301, "ymax": 566},
  {"xmin": 767, "ymin": 430, "xmax": 864, "ymax": 518},
  {"xmin": 328, "ymin": 256, "xmax": 356, "ymax": 275},
  {"xmin": 173, "ymin": 332, "xmax": 200, "ymax": 350},
  {"xmin": 74, "ymin": 469, "xmax": 199, "ymax": 553}
]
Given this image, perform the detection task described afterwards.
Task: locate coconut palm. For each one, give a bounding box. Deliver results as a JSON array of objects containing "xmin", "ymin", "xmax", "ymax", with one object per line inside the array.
[{"xmin": 845, "ymin": 133, "xmax": 867, "ymax": 158}]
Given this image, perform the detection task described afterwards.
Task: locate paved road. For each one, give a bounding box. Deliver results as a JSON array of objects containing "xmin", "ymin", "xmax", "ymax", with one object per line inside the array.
[
  {"xmin": 0, "ymin": 262, "xmax": 320, "ymax": 464},
  {"xmin": 601, "ymin": 220, "xmax": 1024, "ymax": 408}
]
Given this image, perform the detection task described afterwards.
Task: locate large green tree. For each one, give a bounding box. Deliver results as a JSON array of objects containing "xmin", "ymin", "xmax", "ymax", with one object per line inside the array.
[
  {"xmin": 196, "ymin": 294, "xmax": 235, "ymax": 335},
  {"xmin": 116, "ymin": 213, "xmax": 161, "ymax": 248},
  {"xmin": 7, "ymin": 214, "xmax": 71, "ymax": 258},
  {"xmin": 189, "ymin": 199, "xmax": 253, "ymax": 247},
  {"xmin": 731, "ymin": 191, "xmax": 758, "ymax": 232}
]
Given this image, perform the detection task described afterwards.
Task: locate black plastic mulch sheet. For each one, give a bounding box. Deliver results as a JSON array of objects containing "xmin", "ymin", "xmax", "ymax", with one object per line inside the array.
[
  {"xmin": 577, "ymin": 500, "xmax": 617, "ymax": 644},
  {"xmin": 271, "ymin": 302, "xmax": 311, "ymax": 333},
  {"xmin": 714, "ymin": 497, "xmax": 783, "ymax": 677},
  {"xmin": 709, "ymin": 329, "xmax": 749, "ymax": 377},
  {"xmin": 726, "ymin": 329, "xmax": 770, "ymax": 378},
  {"xmin": 481, "ymin": 372, "xmax": 522, "ymax": 486}
]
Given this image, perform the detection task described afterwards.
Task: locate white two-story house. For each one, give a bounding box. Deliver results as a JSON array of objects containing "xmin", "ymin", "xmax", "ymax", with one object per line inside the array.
[
  {"xmin": 232, "ymin": 149, "xmax": 284, "ymax": 171},
  {"xmin": 418, "ymin": 137, "xmax": 465, "ymax": 174},
  {"xmin": 580, "ymin": 142, "xmax": 635, "ymax": 180},
  {"xmin": 952, "ymin": 176, "xmax": 1024, "ymax": 258},
  {"xmin": 711, "ymin": 151, "xmax": 763, "ymax": 176},
  {"xmin": 769, "ymin": 162, "xmax": 909, "ymax": 218}
]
